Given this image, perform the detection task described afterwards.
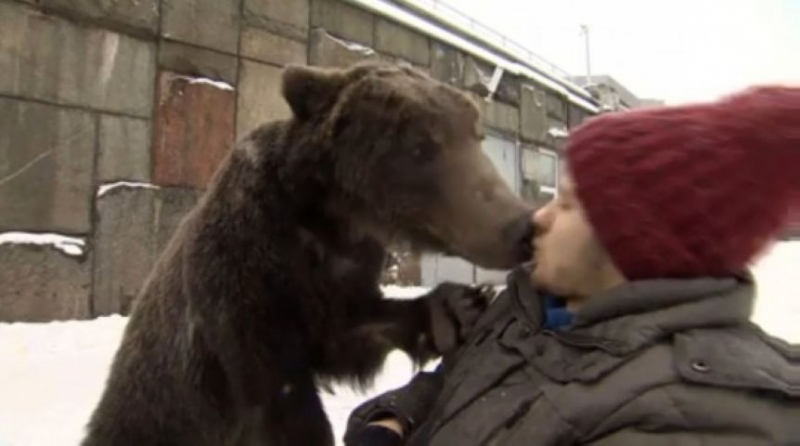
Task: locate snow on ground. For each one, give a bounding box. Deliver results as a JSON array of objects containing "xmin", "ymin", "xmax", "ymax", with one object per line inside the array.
[
  {"xmin": 751, "ymin": 241, "xmax": 800, "ymax": 342},
  {"xmin": 0, "ymin": 243, "xmax": 797, "ymax": 445}
]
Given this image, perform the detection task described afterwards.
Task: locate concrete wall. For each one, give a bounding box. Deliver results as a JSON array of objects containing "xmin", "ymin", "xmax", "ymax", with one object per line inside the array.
[{"xmin": 0, "ymin": 0, "xmax": 593, "ymax": 322}]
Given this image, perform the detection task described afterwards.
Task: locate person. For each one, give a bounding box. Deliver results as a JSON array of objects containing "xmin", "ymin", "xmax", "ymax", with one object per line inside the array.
[{"xmin": 344, "ymin": 86, "xmax": 800, "ymax": 445}]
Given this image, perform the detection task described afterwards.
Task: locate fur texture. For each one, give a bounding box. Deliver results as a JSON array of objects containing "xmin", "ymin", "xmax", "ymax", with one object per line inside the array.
[{"xmin": 83, "ymin": 63, "xmax": 532, "ymax": 446}]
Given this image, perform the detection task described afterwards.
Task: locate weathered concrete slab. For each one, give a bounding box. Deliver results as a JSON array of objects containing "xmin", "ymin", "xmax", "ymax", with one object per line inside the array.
[
  {"xmin": 158, "ymin": 40, "xmax": 239, "ymax": 86},
  {"xmin": 520, "ymin": 83, "xmax": 548, "ymax": 143},
  {"xmin": 375, "ymin": 18, "xmax": 430, "ymax": 67},
  {"xmin": 308, "ymin": 28, "xmax": 379, "ymax": 68},
  {"xmin": 0, "ymin": 98, "xmax": 96, "ymax": 234},
  {"xmin": 161, "ymin": 0, "xmax": 240, "ymax": 54},
  {"xmin": 244, "ymin": 0, "xmax": 308, "ymax": 40},
  {"xmin": 39, "ymin": 0, "xmax": 160, "ymax": 37},
  {"xmin": 480, "ymin": 98, "xmax": 520, "ymax": 135},
  {"xmin": 430, "ymin": 41, "xmax": 465, "ymax": 87},
  {"xmin": 495, "ymin": 74, "xmax": 521, "ymax": 107},
  {"xmin": 0, "ymin": 2, "xmax": 154, "ymax": 117},
  {"xmin": 0, "ymin": 244, "xmax": 92, "ymax": 322},
  {"xmin": 546, "ymin": 92, "xmax": 568, "ymax": 121},
  {"xmin": 462, "ymin": 56, "xmax": 492, "ymax": 96},
  {"xmin": 92, "ymin": 185, "xmax": 202, "ymax": 316},
  {"xmin": 98, "ymin": 115, "xmax": 151, "ymax": 183},
  {"xmin": 152, "ymin": 71, "xmax": 235, "ymax": 189},
  {"xmin": 310, "ymin": 0, "xmax": 375, "ymax": 46},
  {"xmin": 236, "ymin": 61, "xmax": 292, "ymax": 137},
  {"xmin": 93, "ymin": 186, "xmax": 156, "ymax": 315},
  {"xmin": 568, "ymin": 103, "xmax": 590, "ymax": 128},
  {"xmin": 459, "ymin": 55, "xmax": 521, "ymax": 106},
  {"xmin": 241, "ymin": 27, "xmax": 308, "ymax": 66}
]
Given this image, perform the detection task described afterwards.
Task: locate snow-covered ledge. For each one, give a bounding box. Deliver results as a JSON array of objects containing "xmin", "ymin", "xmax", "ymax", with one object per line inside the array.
[
  {"xmin": 548, "ymin": 126, "xmax": 569, "ymax": 138},
  {"xmin": 97, "ymin": 182, "xmax": 160, "ymax": 198},
  {"xmin": 0, "ymin": 232, "xmax": 86, "ymax": 257},
  {"xmin": 174, "ymin": 75, "xmax": 235, "ymax": 91}
]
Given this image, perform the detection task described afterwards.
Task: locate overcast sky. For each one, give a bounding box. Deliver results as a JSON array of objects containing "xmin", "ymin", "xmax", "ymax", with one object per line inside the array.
[{"xmin": 439, "ymin": 0, "xmax": 800, "ymax": 104}]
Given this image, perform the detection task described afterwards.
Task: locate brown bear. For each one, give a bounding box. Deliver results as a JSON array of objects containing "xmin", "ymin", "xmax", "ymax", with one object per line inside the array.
[{"xmin": 82, "ymin": 62, "xmax": 533, "ymax": 446}]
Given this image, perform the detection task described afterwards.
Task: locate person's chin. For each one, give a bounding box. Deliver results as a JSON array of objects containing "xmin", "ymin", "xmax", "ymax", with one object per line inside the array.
[
  {"xmin": 531, "ymin": 268, "xmax": 561, "ymax": 295},
  {"xmin": 530, "ymin": 265, "xmax": 547, "ymax": 287}
]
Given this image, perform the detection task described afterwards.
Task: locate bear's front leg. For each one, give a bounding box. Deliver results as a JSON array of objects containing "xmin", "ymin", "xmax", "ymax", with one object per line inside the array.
[
  {"xmin": 378, "ymin": 282, "xmax": 494, "ymax": 361},
  {"xmin": 318, "ymin": 284, "xmax": 493, "ymax": 381}
]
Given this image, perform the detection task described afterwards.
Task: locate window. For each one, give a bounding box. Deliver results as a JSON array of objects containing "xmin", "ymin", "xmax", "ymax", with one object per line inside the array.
[
  {"xmin": 521, "ymin": 146, "xmax": 559, "ymax": 207},
  {"xmin": 482, "ymin": 134, "xmax": 520, "ymax": 194}
]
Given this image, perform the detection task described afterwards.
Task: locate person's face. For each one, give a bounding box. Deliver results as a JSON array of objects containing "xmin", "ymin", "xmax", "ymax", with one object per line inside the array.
[{"xmin": 530, "ymin": 173, "xmax": 624, "ymax": 302}]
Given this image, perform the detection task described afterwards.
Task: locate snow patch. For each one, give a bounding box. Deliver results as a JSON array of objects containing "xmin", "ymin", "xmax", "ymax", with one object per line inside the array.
[
  {"xmin": 382, "ymin": 285, "xmax": 430, "ymax": 299},
  {"xmin": 0, "ymin": 315, "xmax": 423, "ymax": 446},
  {"xmin": 0, "ymin": 232, "xmax": 85, "ymax": 257},
  {"xmin": 751, "ymin": 241, "xmax": 800, "ymax": 343},
  {"xmin": 97, "ymin": 181, "xmax": 160, "ymax": 197},
  {"xmin": 548, "ymin": 127, "xmax": 569, "ymax": 138},
  {"xmin": 0, "ymin": 244, "xmax": 797, "ymax": 445},
  {"xmin": 175, "ymin": 75, "xmax": 235, "ymax": 91},
  {"xmin": 329, "ymin": 33, "xmax": 376, "ymax": 55}
]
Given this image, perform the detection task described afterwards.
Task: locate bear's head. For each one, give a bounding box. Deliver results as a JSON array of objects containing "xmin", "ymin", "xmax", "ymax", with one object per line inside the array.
[{"xmin": 281, "ymin": 62, "xmax": 533, "ymax": 270}]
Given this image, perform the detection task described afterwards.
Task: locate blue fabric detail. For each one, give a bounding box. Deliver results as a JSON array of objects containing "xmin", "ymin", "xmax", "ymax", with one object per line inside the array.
[{"xmin": 542, "ymin": 294, "xmax": 573, "ymax": 330}]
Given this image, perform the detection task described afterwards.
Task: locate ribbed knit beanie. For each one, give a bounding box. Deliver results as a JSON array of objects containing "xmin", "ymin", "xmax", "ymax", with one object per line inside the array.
[{"xmin": 566, "ymin": 86, "xmax": 800, "ymax": 279}]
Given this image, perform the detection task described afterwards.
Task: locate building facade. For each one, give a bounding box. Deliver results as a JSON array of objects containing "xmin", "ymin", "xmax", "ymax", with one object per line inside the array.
[{"xmin": 0, "ymin": 0, "xmax": 599, "ymax": 321}]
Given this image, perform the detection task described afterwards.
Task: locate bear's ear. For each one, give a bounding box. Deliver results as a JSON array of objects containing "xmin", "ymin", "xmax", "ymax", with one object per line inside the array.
[{"xmin": 282, "ymin": 65, "xmax": 347, "ymax": 121}]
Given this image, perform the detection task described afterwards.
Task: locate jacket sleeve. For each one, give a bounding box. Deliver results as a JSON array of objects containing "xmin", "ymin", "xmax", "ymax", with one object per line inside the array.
[
  {"xmin": 346, "ymin": 425, "xmax": 403, "ymax": 446},
  {"xmin": 585, "ymin": 428, "xmax": 768, "ymax": 446}
]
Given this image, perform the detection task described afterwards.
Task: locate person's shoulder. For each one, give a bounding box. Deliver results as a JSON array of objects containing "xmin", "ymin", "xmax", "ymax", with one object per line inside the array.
[{"xmin": 672, "ymin": 323, "xmax": 800, "ymax": 398}]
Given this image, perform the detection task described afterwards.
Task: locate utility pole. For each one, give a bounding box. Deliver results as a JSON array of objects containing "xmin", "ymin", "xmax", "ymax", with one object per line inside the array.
[{"xmin": 580, "ymin": 24, "xmax": 591, "ymax": 81}]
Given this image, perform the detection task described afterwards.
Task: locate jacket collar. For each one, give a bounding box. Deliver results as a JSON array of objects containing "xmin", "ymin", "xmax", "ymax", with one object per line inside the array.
[{"xmin": 510, "ymin": 267, "xmax": 756, "ymax": 355}]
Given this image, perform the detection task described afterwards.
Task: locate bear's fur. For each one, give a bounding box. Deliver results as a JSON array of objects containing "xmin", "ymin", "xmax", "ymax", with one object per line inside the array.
[{"xmin": 83, "ymin": 63, "xmax": 532, "ymax": 446}]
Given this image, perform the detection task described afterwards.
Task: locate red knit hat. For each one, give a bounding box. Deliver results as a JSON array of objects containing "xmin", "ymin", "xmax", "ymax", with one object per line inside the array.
[{"xmin": 566, "ymin": 86, "xmax": 800, "ymax": 280}]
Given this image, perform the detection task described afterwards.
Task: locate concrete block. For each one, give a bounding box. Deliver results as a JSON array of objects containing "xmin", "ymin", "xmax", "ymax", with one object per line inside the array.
[
  {"xmin": 568, "ymin": 103, "xmax": 591, "ymax": 128},
  {"xmin": 98, "ymin": 115, "xmax": 151, "ymax": 183},
  {"xmin": 310, "ymin": 0, "xmax": 375, "ymax": 46},
  {"xmin": 152, "ymin": 71, "xmax": 235, "ymax": 189},
  {"xmin": 520, "ymin": 83, "xmax": 548, "ymax": 143},
  {"xmin": 244, "ymin": 0, "xmax": 309, "ymax": 40},
  {"xmin": 158, "ymin": 40, "xmax": 239, "ymax": 86},
  {"xmin": 546, "ymin": 117, "xmax": 568, "ymax": 148},
  {"xmin": 241, "ymin": 27, "xmax": 307, "ymax": 66},
  {"xmin": 308, "ymin": 28, "xmax": 379, "ymax": 68},
  {"xmin": 375, "ymin": 18, "xmax": 430, "ymax": 67},
  {"xmin": 0, "ymin": 2, "xmax": 155, "ymax": 117},
  {"xmin": 39, "ymin": 0, "xmax": 160, "ymax": 37},
  {"xmin": 480, "ymin": 98, "xmax": 519, "ymax": 135},
  {"xmin": 236, "ymin": 61, "xmax": 292, "ymax": 137},
  {"xmin": 0, "ymin": 244, "xmax": 92, "ymax": 322},
  {"xmin": 161, "ymin": 0, "xmax": 240, "ymax": 54},
  {"xmin": 546, "ymin": 92, "xmax": 567, "ymax": 121},
  {"xmin": 93, "ymin": 186, "xmax": 156, "ymax": 315},
  {"xmin": 462, "ymin": 56, "xmax": 492, "ymax": 96},
  {"xmin": 460, "ymin": 55, "xmax": 520, "ymax": 106},
  {"xmin": 0, "ymin": 98, "xmax": 96, "ymax": 234},
  {"xmin": 92, "ymin": 186, "xmax": 202, "ymax": 315},
  {"xmin": 495, "ymin": 74, "xmax": 521, "ymax": 107},
  {"xmin": 153, "ymin": 187, "xmax": 203, "ymax": 255},
  {"xmin": 430, "ymin": 42, "xmax": 465, "ymax": 86}
]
